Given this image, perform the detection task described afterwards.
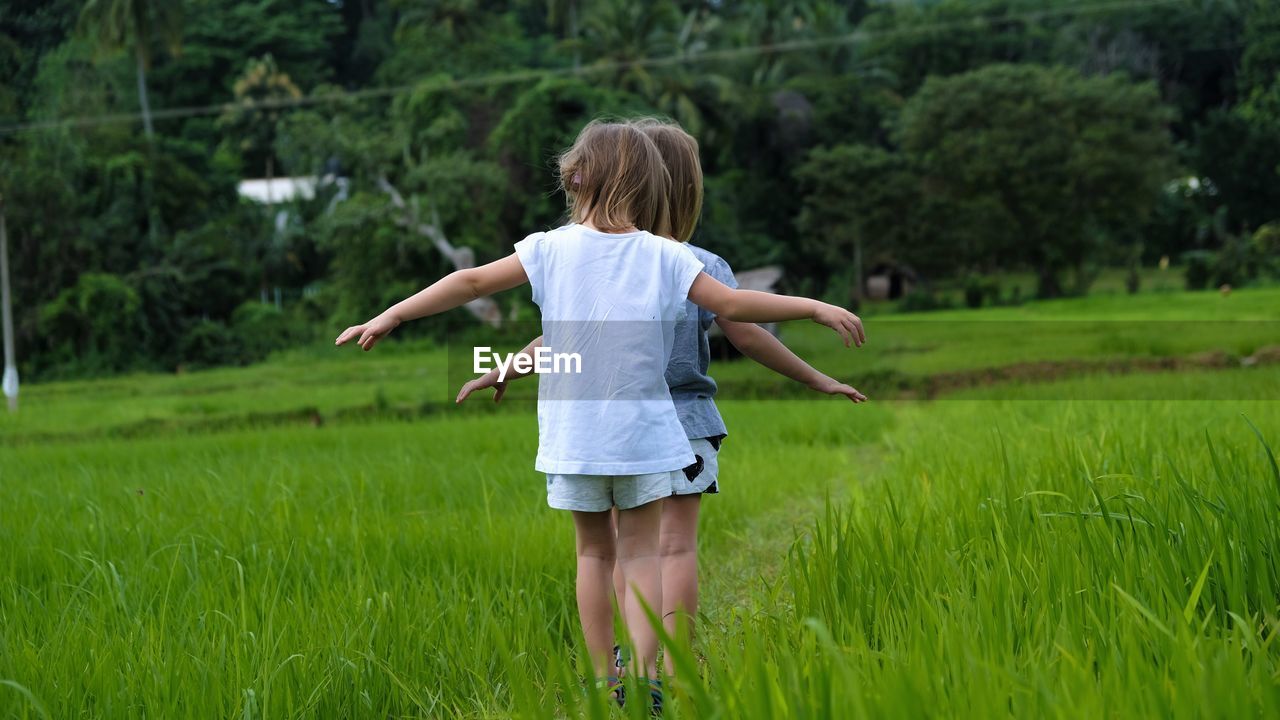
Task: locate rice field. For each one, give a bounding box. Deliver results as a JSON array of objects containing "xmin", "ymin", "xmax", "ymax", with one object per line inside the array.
[{"xmin": 2, "ymin": 289, "xmax": 1279, "ymax": 718}]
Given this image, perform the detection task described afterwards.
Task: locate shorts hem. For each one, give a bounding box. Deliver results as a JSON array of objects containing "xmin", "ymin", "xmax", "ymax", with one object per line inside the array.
[
  {"xmin": 619, "ymin": 486, "xmax": 672, "ymax": 510},
  {"xmin": 669, "ymin": 482, "xmax": 718, "ymax": 497},
  {"xmin": 547, "ymin": 496, "xmax": 614, "ymax": 512},
  {"xmin": 546, "ymin": 488, "xmax": 669, "ymax": 512}
]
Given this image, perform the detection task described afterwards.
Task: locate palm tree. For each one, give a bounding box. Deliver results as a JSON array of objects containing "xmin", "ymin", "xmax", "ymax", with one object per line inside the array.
[
  {"xmin": 219, "ymin": 54, "xmax": 303, "ymax": 193},
  {"xmin": 574, "ymin": 0, "xmax": 730, "ymax": 136},
  {"xmin": 77, "ymin": 0, "xmax": 184, "ymax": 139},
  {"xmin": 219, "ymin": 54, "xmax": 303, "ymax": 304},
  {"xmin": 546, "ymin": 0, "xmax": 582, "ymax": 67}
]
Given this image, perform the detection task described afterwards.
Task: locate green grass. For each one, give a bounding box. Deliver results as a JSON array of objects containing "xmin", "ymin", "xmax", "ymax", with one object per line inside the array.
[
  {"xmin": 778, "ymin": 392, "xmax": 1280, "ymax": 718},
  {"xmin": 5, "ymin": 287, "xmax": 1278, "ymax": 442},
  {"xmin": 2, "ymin": 289, "xmax": 1279, "ymax": 718},
  {"xmin": 0, "ymin": 402, "xmax": 889, "ymax": 718}
]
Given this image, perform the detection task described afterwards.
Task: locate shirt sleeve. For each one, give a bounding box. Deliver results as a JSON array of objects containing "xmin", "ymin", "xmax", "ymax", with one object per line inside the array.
[
  {"xmin": 710, "ymin": 256, "xmax": 739, "ymax": 290},
  {"xmin": 697, "ymin": 255, "xmax": 738, "ymax": 321},
  {"xmin": 512, "ymin": 232, "xmax": 547, "ymax": 306},
  {"xmin": 667, "ymin": 243, "xmax": 705, "ymax": 313}
]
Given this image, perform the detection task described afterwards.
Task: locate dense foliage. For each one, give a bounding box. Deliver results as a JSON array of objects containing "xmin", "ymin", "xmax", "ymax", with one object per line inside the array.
[{"xmin": 1, "ymin": 0, "xmax": 1276, "ymax": 378}]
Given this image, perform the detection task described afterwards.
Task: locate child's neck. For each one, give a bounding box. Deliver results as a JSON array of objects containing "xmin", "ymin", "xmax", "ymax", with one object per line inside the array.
[{"xmin": 581, "ymin": 219, "xmax": 639, "ymax": 234}]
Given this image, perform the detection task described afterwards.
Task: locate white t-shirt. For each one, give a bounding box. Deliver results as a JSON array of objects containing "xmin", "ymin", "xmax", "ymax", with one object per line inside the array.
[{"xmin": 513, "ymin": 224, "xmax": 705, "ymax": 475}]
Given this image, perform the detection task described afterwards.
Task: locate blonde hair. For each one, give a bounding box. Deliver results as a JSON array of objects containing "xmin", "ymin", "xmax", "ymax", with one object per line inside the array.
[
  {"xmin": 558, "ymin": 121, "xmax": 671, "ymax": 236},
  {"xmin": 629, "ymin": 118, "xmax": 704, "ymax": 243}
]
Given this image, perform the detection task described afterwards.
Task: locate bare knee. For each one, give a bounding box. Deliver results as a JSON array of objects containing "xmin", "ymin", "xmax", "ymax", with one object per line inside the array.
[
  {"xmin": 578, "ymin": 541, "xmax": 616, "ymax": 563},
  {"xmin": 659, "ymin": 494, "xmax": 700, "ymax": 558},
  {"xmin": 660, "ymin": 529, "xmax": 697, "ymax": 559},
  {"xmin": 615, "ymin": 500, "xmax": 664, "ymax": 562},
  {"xmin": 616, "ymin": 542, "xmax": 661, "ymax": 564},
  {"xmin": 573, "ymin": 510, "xmax": 617, "ymax": 562}
]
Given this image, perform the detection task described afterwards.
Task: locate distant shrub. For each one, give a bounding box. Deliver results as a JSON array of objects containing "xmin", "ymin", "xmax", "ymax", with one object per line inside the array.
[
  {"xmin": 231, "ymin": 302, "xmax": 295, "ymax": 362},
  {"xmin": 899, "ymin": 290, "xmax": 954, "ymax": 313},
  {"xmin": 37, "ymin": 273, "xmax": 144, "ymax": 374},
  {"xmin": 1002, "ymin": 285, "xmax": 1025, "ymax": 306},
  {"xmin": 1182, "ymin": 251, "xmax": 1216, "ymax": 290},
  {"xmin": 1252, "ymin": 223, "xmax": 1280, "ymax": 277},
  {"xmin": 962, "ymin": 274, "xmax": 1001, "ymax": 309},
  {"xmin": 1212, "ymin": 235, "xmax": 1255, "ymax": 288},
  {"xmin": 1126, "ymin": 266, "xmax": 1142, "ymax": 294},
  {"xmin": 180, "ymin": 320, "xmax": 246, "ymax": 369}
]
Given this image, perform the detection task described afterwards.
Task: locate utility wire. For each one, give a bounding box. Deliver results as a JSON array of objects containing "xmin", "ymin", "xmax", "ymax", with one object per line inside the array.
[{"xmin": 0, "ymin": 0, "xmax": 1197, "ymax": 136}]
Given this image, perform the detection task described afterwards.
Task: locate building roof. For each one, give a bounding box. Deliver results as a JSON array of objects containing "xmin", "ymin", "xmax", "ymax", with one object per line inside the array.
[{"xmin": 236, "ymin": 177, "xmax": 318, "ymax": 204}]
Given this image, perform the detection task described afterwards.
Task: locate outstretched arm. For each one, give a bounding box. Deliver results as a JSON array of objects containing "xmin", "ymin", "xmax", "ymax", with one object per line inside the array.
[
  {"xmin": 717, "ymin": 319, "xmax": 867, "ymax": 403},
  {"xmin": 687, "ymin": 272, "xmax": 865, "ymax": 347},
  {"xmin": 456, "ymin": 336, "xmax": 543, "ymax": 404},
  {"xmin": 336, "ymin": 253, "xmax": 528, "ymax": 351}
]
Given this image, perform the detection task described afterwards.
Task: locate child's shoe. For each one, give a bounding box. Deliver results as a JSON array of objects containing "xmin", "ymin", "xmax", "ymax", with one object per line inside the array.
[
  {"xmin": 592, "ymin": 676, "xmax": 625, "ymax": 708},
  {"xmin": 613, "ymin": 644, "xmax": 629, "ymax": 673},
  {"xmin": 646, "ymin": 678, "xmax": 663, "ymax": 716}
]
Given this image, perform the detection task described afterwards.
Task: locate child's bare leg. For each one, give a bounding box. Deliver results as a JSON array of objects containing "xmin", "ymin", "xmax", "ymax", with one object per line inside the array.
[
  {"xmin": 572, "ymin": 510, "xmax": 617, "ymax": 679},
  {"xmin": 610, "ymin": 507, "xmax": 626, "ymax": 613},
  {"xmin": 659, "ymin": 494, "xmax": 701, "ymax": 675},
  {"xmin": 615, "ymin": 499, "xmax": 664, "ymax": 678}
]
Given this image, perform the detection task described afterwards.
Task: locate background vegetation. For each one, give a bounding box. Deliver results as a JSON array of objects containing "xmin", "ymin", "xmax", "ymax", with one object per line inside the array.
[{"xmin": 1, "ymin": 0, "xmax": 1278, "ymax": 380}]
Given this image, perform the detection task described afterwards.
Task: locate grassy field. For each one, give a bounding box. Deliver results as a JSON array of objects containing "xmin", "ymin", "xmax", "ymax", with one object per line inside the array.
[
  {"xmin": 4, "ymin": 287, "xmax": 1278, "ymax": 442},
  {"xmin": 2, "ymin": 289, "xmax": 1279, "ymax": 718}
]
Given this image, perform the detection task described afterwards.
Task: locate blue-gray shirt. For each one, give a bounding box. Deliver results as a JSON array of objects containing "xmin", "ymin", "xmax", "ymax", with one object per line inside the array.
[{"xmin": 666, "ymin": 245, "xmax": 738, "ymax": 440}]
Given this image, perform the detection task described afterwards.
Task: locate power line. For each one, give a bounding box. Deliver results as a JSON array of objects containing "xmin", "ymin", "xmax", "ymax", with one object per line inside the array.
[{"xmin": 0, "ymin": 0, "xmax": 1192, "ymax": 136}]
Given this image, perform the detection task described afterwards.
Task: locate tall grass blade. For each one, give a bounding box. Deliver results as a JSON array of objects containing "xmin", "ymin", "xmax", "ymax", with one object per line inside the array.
[
  {"xmin": 1183, "ymin": 553, "xmax": 1214, "ymax": 625},
  {"xmin": 0, "ymin": 680, "xmax": 51, "ymax": 720},
  {"xmin": 1112, "ymin": 583, "xmax": 1173, "ymax": 639},
  {"xmin": 1241, "ymin": 414, "xmax": 1280, "ymax": 499}
]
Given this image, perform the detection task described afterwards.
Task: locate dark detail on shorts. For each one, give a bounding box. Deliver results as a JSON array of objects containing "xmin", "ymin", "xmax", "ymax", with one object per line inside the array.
[
  {"xmin": 707, "ymin": 435, "xmax": 725, "ymax": 451},
  {"xmin": 683, "ymin": 455, "xmax": 704, "ymax": 482},
  {"xmin": 704, "ymin": 481, "xmax": 718, "ymax": 494}
]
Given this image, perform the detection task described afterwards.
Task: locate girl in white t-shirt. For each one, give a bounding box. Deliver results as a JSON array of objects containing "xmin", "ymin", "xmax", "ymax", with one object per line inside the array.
[
  {"xmin": 335, "ymin": 121, "xmax": 862, "ymax": 709},
  {"xmin": 458, "ymin": 119, "xmax": 868, "ymax": 685}
]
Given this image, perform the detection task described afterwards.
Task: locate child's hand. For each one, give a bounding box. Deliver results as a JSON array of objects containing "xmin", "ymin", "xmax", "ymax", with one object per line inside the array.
[
  {"xmin": 808, "ymin": 375, "xmax": 868, "ymax": 403},
  {"xmin": 456, "ymin": 371, "xmax": 508, "ymax": 405},
  {"xmin": 335, "ymin": 312, "xmax": 400, "ymax": 351},
  {"xmin": 812, "ymin": 303, "xmax": 865, "ymax": 347}
]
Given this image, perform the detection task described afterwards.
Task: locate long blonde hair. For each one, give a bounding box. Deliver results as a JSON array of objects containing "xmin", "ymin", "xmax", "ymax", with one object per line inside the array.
[
  {"xmin": 629, "ymin": 118, "xmax": 703, "ymax": 242},
  {"xmin": 558, "ymin": 120, "xmax": 671, "ymax": 235}
]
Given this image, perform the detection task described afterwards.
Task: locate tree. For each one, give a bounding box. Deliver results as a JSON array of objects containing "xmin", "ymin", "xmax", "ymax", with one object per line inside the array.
[
  {"xmin": 489, "ymin": 76, "xmax": 647, "ymax": 230},
  {"xmin": 1053, "ymin": 0, "xmax": 1245, "ymax": 136},
  {"xmin": 1191, "ymin": 0, "xmax": 1280, "ymax": 234},
  {"xmin": 378, "ymin": 1, "xmax": 530, "ymax": 82},
  {"xmin": 545, "ymin": 0, "xmax": 582, "ymax": 67},
  {"xmin": 76, "ymin": 0, "xmax": 183, "ymax": 139},
  {"xmin": 794, "ymin": 144, "xmax": 919, "ymax": 302},
  {"xmin": 218, "ymin": 54, "xmax": 302, "ymax": 302},
  {"xmin": 1195, "ymin": 83, "xmax": 1280, "ymax": 234},
  {"xmin": 721, "ymin": 0, "xmax": 868, "ymax": 85},
  {"xmin": 219, "ymin": 54, "xmax": 302, "ymax": 188},
  {"xmin": 897, "ymin": 64, "xmax": 1175, "ymax": 297},
  {"xmin": 860, "ymin": 0, "xmax": 1058, "ymax": 96},
  {"xmin": 572, "ymin": 0, "xmax": 731, "ymax": 136},
  {"xmin": 275, "ymin": 80, "xmax": 510, "ymax": 328},
  {"xmin": 1241, "ymin": 0, "xmax": 1280, "ymax": 95}
]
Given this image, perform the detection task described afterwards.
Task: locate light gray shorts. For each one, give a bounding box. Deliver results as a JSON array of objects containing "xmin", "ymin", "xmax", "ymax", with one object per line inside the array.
[
  {"xmin": 670, "ymin": 436, "xmax": 721, "ymax": 496},
  {"xmin": 546, "ymin": 471, "xmax": 679, "ymax": 512}
]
